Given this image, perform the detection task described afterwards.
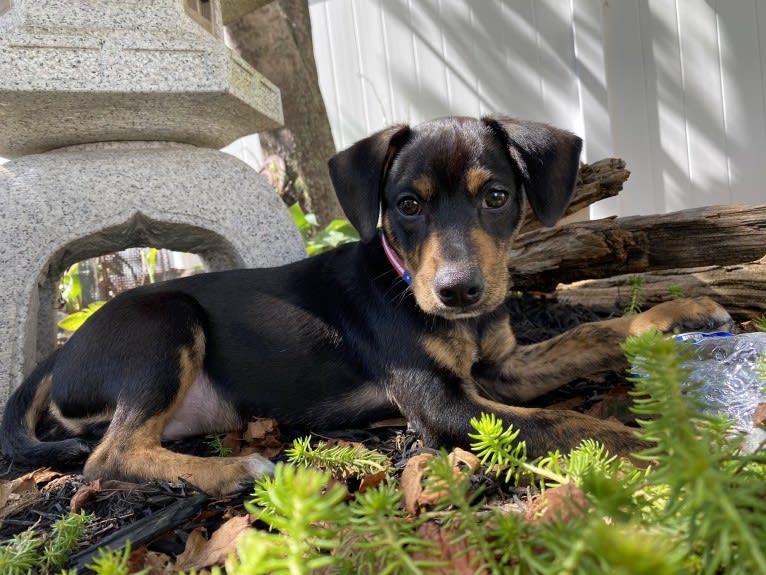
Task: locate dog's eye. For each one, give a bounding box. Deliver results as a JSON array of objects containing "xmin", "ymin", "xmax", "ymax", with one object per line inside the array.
[
  {"xmin": 483, "ymin": 189, "xmax": 509, "ymax": 209},
  {"xmin": 397, "ymin": 197, "xmax": 422, "ymax": 217}
]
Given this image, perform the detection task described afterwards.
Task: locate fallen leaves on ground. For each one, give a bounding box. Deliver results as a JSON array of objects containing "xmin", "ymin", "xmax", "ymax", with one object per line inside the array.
[
  {"xmin": 401, "ymin": 448, "xmax": 480, "ymax": 516},
  {"xmin": 242, "ymin": 418, "xmax": 284, "ymax": 458},
  {"xmin": 414, "ymin": 521, "xmax": 484, "ymax": 574},
  {"xmin": 401, "ymin": 453, "xmax": 434, "ymax": 515},
  {"xmin": 358, "ymin": 469, "xmax": 387, "ymax": 493},
  {"xmin": 525, "ymin": 483, "xmax": 589, "ymax": 524},
  {"xmin": 70, "ymin": 479, "xmax": 102, "ymax": 513},
  {"xmin": 174, "ymin": 513, "xmax": 255, "ymax": 571},
  {"xmin": 0, "ymin": 467, "xmax": 63, "ymax": 519},
  {"xmin": 221, "ymin": 417, "xmax": 284, "ymax": 459}
]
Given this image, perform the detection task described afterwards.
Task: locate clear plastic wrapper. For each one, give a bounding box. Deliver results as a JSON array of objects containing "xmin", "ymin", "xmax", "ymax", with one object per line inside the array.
[{"xmin": 676, "ymin": 332, "xmax": 766, "ymax": 433}]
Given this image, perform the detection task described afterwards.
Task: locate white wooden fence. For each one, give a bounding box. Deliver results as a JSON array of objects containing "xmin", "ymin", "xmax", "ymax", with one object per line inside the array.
[{"xmin": 309, "ymin": 0, "xmax": 766, "ymax": 218}]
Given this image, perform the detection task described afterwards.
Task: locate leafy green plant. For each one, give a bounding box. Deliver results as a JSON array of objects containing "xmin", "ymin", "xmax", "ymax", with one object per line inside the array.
[
  {"xmin": 423, "ymin": 450, "xmax": 503, "ymax": 573},
  {"xmin": 57, "ymin": 247, "xmax": 164, "ymax": 334},
  {"xmin": 232, "ymin": 463, "xmax": 348, "ymax": 575},
  {"xmin": 43, "ymin": 510, "xmax": 93, "ymax": 569},
  {"xmin": 470, "ymin": 412, "xmax": 564, "ymax": 486},
  {"xmin": 624, "ymin": 330, "xmax": 766, "ymax": 574},
  {"xmin": 59, "ymin": 262, "xmax": 84, "ymax": 314},
  {"xmin": 57, "ymin": 300, "xmax": 106, "ymax": 332},
  {"xmin": 288, "ymin": 203, "xmax": 359, "ymax": 256},
  {"xmin": 205, "ymin": 433, "xmax": 233, "ymax": 457},
  {"xmin": 0, "ymin": 511, "xmax": 94, "ymax": 574},
  {"xmin": 0, "ymin": 531, "xmax": 44, "ymax": 575},
  {"xmin": 339, "ymin": 482, "xmax": 440, "ymax": 574},
  {"xmin": 286, "ymin": 435, "xmax": 389, "ymax": 478},
  {"xmin": 21, "ymin": 327, "xmax": 766, "ymax": 574},
  {"xmin": 211, "ymin": 341, "xmax": 766, "ymax": 573},
  {"xmin": 668, "ymin": 285, "xmax": 684, "ymax": 299},
  {"xmin": 86, "ymin": 542, "xmax": 149, "ymax": 575},
  {"xmin": 624, "ymin": 275, "xmax": 645, "ymax": 315},
  {"xmin": 142, "ymin": 247, "xmax": 158, "ymax": 285},
  {"xmin": 754, "ymin": 314, "xmax": 766, "ymax": 332}
]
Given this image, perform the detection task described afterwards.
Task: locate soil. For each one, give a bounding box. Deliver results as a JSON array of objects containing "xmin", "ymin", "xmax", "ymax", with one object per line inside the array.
[{"xmin": 0, "ymin": 295, "xmax": 629, "ymax": 569}]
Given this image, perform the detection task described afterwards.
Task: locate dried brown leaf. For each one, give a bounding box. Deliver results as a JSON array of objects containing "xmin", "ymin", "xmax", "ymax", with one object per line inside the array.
[
  {"xmin": 358, "ymin": 469, "xmax": 387, "ymax": 494},
  {"xmin": 41, "ymin": 474, "xmax": 80, "ymax": 495},
  {"xmin": 241, "ymin": 438, "xmax": 283, "ymax": 459},
  {"xmin": 0, "ymin": 473, "xmax": 42, "ymax": 520},
  {"xmin": 400, "ymin": 449, "xmax": 479, "ymax": 515},
  {"xmin": 323, "ymin": 438, "xmax": 363, "ymax": 450},
  {"xmin": 175, "ymin": 514, "xmax": 254, "ymax": 571},
  {"xmin": 400, "ymin": 453, "xmax": 434, "ymax": 516},
  {"xmin": 0, "ymin": 468, "xmax": 58, "ymax": 517},
  {"xmin": 242, "ymin": 417, "xmax": 284, "ymax": 458},
  {"xmin": 0, "ymin": 480, "xmax": 15, "ymax": 510},
  {"xmin": 142, "ymin": 550, "xmax": 177, "ymax": 574},
  {"xmin": 127, "ymin": 545, "xmax": 149, "ymax": 574},
  {"xmin": 245, "ymin": 417, "xmax": 279, "ymax": 440},
  {"xmin": 25, "ymin": 467, "xmax": 63, "ymax": 486},
  {"xmin": 222, "ymin": 431, "xmax": 243, "ymax": 456},
  {"xmin": 414, "ymin": 522, "xmax": 483, "ymax": 574},
  {"xmin": 448, "ymin": 448, "xmax": 481, "ymax": 474},
  {"xmin": 527, "ymin": 483, "xmax": 589, "ymax": 524},
  {"xmin": 70, "ymin": 480, "xmax": 102, "ymax": 513},
  {"xmin": 753, "ymin": 403, "xmax": 766, "ymax": 427}
]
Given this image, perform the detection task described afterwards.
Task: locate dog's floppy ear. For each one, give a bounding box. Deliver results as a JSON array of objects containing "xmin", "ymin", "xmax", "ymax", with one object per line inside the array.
[
  {"xmin": 328, "ymin": 125, "xmax": 411, "ymax": 242},
  {"xmin": 483, "ymin": 116, "xmax": 582, "ymax": 227}
]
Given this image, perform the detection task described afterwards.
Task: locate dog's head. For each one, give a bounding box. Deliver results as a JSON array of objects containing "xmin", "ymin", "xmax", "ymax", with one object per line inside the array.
[{"xmin": 328, "ymin": 116, "xmax": 582, "ymax": 319}]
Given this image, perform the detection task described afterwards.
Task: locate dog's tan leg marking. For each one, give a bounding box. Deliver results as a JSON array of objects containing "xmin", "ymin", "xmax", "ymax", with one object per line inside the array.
[
  {"xmin": 618, "ymin": 296, "xmax": 733, "ymax": 336},
  {"xmin": 83, "ymin": 329, "xmax": 273, "ymax": 495},
  {"xmin": 24, "ymin": 374, "xmax": 52, "ymax": 436},
  {"xmin": 481, "ymin": 296, "xmax": 732, "ymax": 404},
  {"xmin": 462, "ymin": 384, "xmax": 645, "ymax": 457}
]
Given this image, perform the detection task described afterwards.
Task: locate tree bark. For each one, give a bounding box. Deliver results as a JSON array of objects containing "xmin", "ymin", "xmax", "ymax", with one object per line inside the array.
[
  {"xmin": 511, "ymin": 204, "xmax": 766, "ymax": 291},
  {"xmin": 227, "ymin": 1, "xmax": 344, "ymax": 225},
  {"xmin": 554, "ymin": 256, "xmax": 766, "ymax": 322}
]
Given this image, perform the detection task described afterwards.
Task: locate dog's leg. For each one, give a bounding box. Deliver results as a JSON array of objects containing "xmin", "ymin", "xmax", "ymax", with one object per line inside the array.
[
  {"xmin": 391, "ymin": 372, "xmax": 646, "ymax": 458},
  {"xmin": 82, "ymin": 326, "xmax": 273, "ymax": 495},
  {"xmin": 481, "ymin": 296, "xmax": 733, "ymax": 404}
]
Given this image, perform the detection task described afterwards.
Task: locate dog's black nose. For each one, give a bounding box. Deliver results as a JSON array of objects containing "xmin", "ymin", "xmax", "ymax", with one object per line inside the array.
[{"xmin": 434, "ymin": 269, "xmax": 485, "ymax": 308}]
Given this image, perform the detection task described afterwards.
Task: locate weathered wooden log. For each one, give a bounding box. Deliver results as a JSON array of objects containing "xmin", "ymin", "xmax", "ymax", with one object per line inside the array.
[
  {"xmin": 555, "ymin": 256, "xmax": 766, "ymax": 321},
  {"xmin": 69, "ymin": 493, "xmax": 210, "ymax": 569},
  {"xmin": 519, "ymin": 158, "xmax": 630, "ymax": 233},
  {"xmin": 511, "ymin": 204, "xmax": 766, "ymax": 291}
]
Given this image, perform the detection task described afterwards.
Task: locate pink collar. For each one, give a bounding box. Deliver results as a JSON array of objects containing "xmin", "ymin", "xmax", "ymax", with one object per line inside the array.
[{"xmin": 380, "ymin": 232, "xmax": 411, "ymax": 285}]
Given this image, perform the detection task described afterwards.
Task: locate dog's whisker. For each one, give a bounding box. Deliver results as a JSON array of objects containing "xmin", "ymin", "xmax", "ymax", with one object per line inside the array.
[{"xmin": 372, "ymin": 268, "xmax": 398, "ymax": 283}]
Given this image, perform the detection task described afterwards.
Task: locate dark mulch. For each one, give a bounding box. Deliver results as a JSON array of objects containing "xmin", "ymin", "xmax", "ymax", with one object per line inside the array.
[{"xmin": 0, "ymin": 295, "xmax": 626, "ymax": 567}]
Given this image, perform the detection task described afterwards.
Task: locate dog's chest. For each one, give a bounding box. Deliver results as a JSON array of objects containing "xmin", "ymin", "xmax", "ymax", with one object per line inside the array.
[{"xmin": 420, "ymin": 316, "xmax": 516, "ymax": 379}]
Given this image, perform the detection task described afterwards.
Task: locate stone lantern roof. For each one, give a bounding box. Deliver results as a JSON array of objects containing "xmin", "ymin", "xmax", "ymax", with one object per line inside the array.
[{"xmin": 0, "ymin": 0, "xmax": 282, "ymax": 157}]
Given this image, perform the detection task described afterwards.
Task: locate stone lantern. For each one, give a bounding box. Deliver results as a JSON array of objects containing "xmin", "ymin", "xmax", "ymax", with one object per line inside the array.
[{"xmin": 0, "ymin": 0, "xmax": 306, "ymax": 412}]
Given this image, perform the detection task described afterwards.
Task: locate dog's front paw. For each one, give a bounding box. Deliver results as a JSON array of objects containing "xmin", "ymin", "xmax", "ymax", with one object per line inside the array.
[
  {"xmin": 244, "ymin": 453, "xmax": 276, "ymax": 478},
  {"xmin": 231, "ymin": 453, "xmax": 275, "ymax": 492},
  {"xmin": 628, "ymin": 296, "xmax": 733, "ymax": 336}
]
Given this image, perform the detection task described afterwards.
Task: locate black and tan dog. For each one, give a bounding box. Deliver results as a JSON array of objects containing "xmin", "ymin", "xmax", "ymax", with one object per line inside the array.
[{"xmin": 1, "ymin": 116, "xmax": 731, "ymax": 495}]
